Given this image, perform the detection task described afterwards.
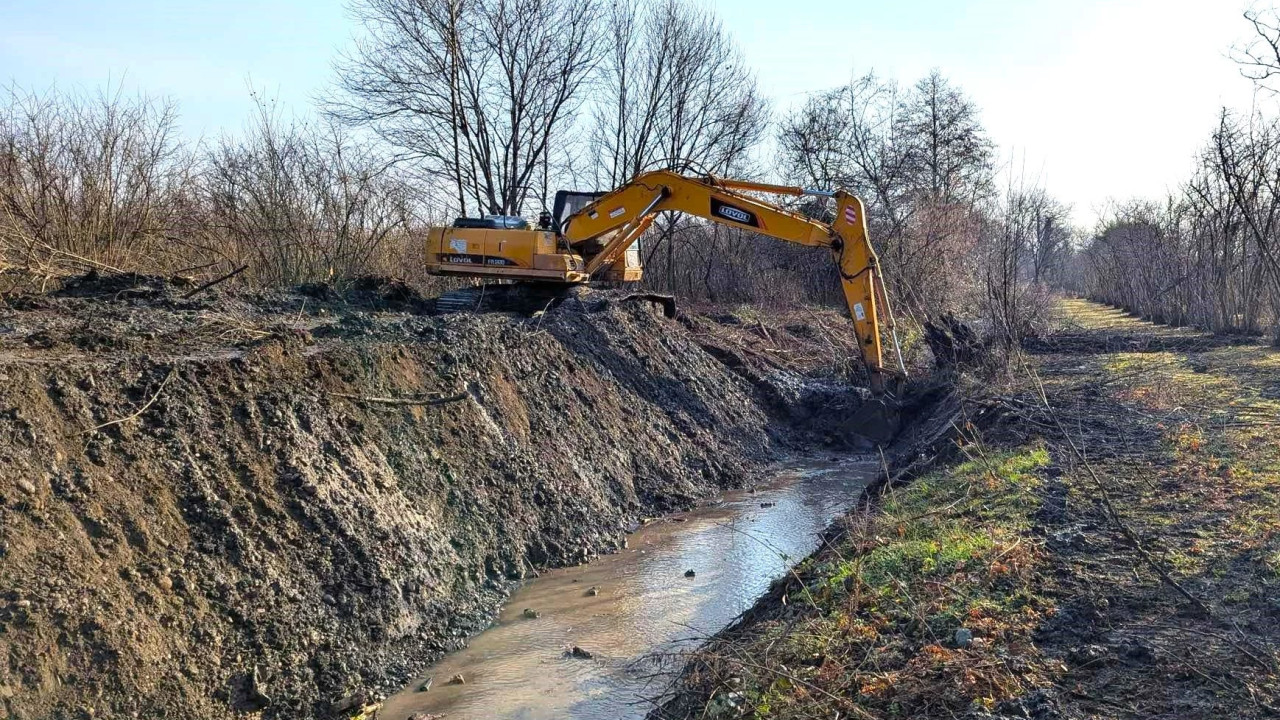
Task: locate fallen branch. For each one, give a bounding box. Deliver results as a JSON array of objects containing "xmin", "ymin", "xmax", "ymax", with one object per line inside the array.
[
  {"xmin": 38, "ymin": 242, "xmax": 127, "ymax": 275},
  {"xmin": 183, "ymin": 264, "xmax": 248, "ymax": 299},
  {"xmin": 329, "ymin": 391, "xmax": 467, "ymax": 406},
  {"xmin": 85, "ymin": 368, "xmax": 175, "ymax": 434}
]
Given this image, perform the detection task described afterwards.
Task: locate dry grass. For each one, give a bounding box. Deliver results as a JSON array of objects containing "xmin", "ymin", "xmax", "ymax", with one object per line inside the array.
[{"xmin": 666, "ymin": 298, "xmax": 1280, "ymax": 719}]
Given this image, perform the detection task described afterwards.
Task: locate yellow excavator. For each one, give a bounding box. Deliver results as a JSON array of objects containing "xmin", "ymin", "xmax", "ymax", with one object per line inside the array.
[{"xmin": 425, "ymin": 170, "xmax": 907, "ymax": 394}]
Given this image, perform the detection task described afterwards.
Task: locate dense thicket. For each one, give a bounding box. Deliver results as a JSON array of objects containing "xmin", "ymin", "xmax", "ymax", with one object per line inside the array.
[
  {"xmin": 0, "ymin": 86, "xmax": 424, "ymax": 288},
  {"xmin": 2, "ymin": 0, "xmax": 1072, "ymax": 343}
]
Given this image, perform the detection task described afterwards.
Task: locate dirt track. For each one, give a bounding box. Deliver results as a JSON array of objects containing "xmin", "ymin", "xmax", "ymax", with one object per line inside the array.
[{"xmin": 0, "ymin": 275, "xmax": 880, "ymax": 719}]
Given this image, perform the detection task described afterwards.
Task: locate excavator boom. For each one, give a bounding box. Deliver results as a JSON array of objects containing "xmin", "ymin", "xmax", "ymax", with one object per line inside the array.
[{"xmin": 426, "ymin": 170, "xmax": 906, "ymax": 393}]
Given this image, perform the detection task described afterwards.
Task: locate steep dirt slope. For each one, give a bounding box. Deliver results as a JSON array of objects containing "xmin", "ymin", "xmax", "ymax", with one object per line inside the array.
[{"xmin": 0, "ymin": 280, "xmax": 870, "ymax": 719}]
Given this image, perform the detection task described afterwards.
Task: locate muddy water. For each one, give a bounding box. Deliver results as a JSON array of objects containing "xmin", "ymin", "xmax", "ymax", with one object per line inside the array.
[{"xmin": 380, "ymin": 460, "xmax": 875, "ymax": 720}]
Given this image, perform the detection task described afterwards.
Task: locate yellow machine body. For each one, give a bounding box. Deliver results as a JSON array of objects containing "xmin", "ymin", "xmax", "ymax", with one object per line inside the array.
[
  {"xmin": 425, "ymin": 170, "xmax": 904, "ymax": 392},
  {"xmin": 426, "ymin": 227, "xmax": 641, "ymax": 283}
]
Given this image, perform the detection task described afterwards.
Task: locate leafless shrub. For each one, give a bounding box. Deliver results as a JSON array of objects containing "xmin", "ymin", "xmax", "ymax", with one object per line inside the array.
[
  {"xmin": 1079, "ymin": 108, "xmax": 1280, "ymax": 342},
  {"xmin": 204, "ymin": 93, "xmax": 418, "ymax": 287},
  {"xmin": 979, "ymin": 176, "xmax": 1062, "ymax": 347},
  {"xmin": 0, "ymin": 81, "xmax": 427, "ymax": 292},
  {"xmin": 1079, "ymin": 11, "xmax": 1280, "ymax": 343},
  {"xmin": 0, "ymin": 83, "xmax": 197, "ymax": 288}
]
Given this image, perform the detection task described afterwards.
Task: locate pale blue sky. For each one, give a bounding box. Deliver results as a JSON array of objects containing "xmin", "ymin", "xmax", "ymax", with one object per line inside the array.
[{"xmin": 0, "ymin": 0, "xmax": 1266, "ymax": 223}]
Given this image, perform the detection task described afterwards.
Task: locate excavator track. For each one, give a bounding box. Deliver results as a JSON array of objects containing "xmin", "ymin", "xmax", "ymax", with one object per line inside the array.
[
  {"xmin": 434, "ymin": 287, "xmax": 488, "ymax": 314},
  {"xmin": 433, "ymin": 283, "xmax": 583, "ymax": 315}
]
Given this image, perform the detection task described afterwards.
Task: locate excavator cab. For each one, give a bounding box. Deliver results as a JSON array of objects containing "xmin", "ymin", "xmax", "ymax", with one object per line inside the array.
[
  {"xmin": 552, "ymin": 190, "xmax": 607, "ymax": 234},
  {"xmin": 552, "ymin": 189, "xmax": 645, "ymax": 282}
]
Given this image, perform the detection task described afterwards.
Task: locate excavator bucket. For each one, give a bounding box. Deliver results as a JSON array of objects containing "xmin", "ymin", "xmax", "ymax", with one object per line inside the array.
[{"xmin": 847, "ymin": 397, "xmax": 901, "ymax": 446}]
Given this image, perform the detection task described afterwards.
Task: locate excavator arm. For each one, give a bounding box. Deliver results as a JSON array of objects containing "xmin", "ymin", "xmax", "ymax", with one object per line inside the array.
[{"xmin": 561, "ymin": 170, "xmax": 906, "ymax": 393}]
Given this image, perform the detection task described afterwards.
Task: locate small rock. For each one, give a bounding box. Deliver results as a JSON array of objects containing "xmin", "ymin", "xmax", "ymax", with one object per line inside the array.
[
  {"xmin": 1050, "ymin": 528, "xmax": 1088, "ymax": 549},
  {"xmin": 329, "ymin": 694, "xmax": 363, "ymax": 714},
  {"xmin": 416, "ymin": 676, "xmax": 433, "ymax": 693},
  {"xmin": 14, "ymin": 600, "xmax": 31, "ymax": 610},
  {"xmin": 447, "ymin": 673, "xmax": 465, "ymax": 685},
  {"xmin": 684, "ymin": 569, "xmax": 696, "ymax": 578},
  {"xmin": 567, "ymin": 646, "xmax": 593, "ymax": 659},
  {"xmin": 522, "ymin": 608, "xmax": 540, "ymax": 619},
  {"xmin": 585, "ymin": 586, "xmax": 599, "ymax": 597},
  {"xmin": 1117, "ymin": 639, "xmax": 1156, "ymax": 664},
  {"xmin": 16, "ymin": 479, "xmax": 35, "ymax": 495},
  {"xmin": 954, "ymin": 628, "xmax": 974, "ymax": 648},
  {"xmin": 156, "ymin": 576, "xmax": 174, "ymax": 592},
  {"xmin": 1068, "ymin": 644, "xmax": 1109, "ymax": 665}
]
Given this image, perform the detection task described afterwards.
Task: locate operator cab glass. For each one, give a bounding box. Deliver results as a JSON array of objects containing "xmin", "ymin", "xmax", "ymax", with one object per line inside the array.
[
  {"xmin": 452, "ymin": 215, "xmax": 530, "ymax": 230},
  {"xmin": 552, "ymin": 190, "xmax": 608, "ymax": 234}
]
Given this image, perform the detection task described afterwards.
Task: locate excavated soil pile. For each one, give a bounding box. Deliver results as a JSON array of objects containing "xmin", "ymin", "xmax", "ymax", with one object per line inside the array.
[{"xmin": 0, "ymin": 275, "xmax": 875, "ymax": 719}]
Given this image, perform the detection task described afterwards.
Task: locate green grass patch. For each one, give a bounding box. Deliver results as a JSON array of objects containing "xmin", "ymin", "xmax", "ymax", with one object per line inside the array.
[{"xmin": 717, "ymin": 444, "xmax": 1058, "ymax": 719}]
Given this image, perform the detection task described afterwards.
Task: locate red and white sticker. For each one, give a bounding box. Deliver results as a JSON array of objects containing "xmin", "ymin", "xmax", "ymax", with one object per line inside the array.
[{"xmin": 844, "ymin": 206, "xmax": 858, "ymax": 225}]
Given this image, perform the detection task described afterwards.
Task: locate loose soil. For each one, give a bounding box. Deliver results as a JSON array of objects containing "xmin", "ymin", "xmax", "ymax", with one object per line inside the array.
[
  {"xmin": 0, "ymin": 274, "xmax": 885, "ymax": 719},
  {"xmin": 661, "ymin": 299, "xmax": 1280, "ymax": 720}
]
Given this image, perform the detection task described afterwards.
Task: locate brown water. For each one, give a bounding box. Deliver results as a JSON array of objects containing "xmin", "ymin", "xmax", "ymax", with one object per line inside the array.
[{"xmin": 379, "ymin": 460, "xmax": 875, "ymax": 720}]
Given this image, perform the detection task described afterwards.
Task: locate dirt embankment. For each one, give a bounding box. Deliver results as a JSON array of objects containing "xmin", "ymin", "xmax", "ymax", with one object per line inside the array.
[{"xmin": 0, "ymin": 276, "xmax": 876, "ymax": 719}]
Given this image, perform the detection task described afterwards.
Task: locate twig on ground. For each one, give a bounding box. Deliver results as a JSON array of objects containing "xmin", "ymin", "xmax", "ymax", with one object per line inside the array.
[
  {"xmin": 183, "ymin": 264, "xmax": 248, "ymax": 299},
  {"xmin": 329, "ymin": 391, "xmax": 467, "ymax": 406},
  {"xmin": 85, "ymin": 368, "xmax": 176, "ymax": 434}
]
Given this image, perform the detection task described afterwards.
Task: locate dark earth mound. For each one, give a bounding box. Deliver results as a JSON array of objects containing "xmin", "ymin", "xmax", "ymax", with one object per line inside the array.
[{"xmin": 0, "ymin": 276, "xmax": 886, "ymax": 719}]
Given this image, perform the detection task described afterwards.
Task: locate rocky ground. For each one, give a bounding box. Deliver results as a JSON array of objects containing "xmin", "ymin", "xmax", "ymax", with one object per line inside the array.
[
  {"xmin": 659, "ymin": 299, "xmax": 1280, "ymax": 719},
  {"xmin": 0, "ymin": 274, "xmax": 891, "ymax": 719}
]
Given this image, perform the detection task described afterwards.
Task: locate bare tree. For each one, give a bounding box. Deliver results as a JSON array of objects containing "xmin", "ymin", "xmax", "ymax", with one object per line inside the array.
[
  {"xmin": 590, "ymin": 0, "xmax": 767, "ymax": 186},
  {"xmin": 778, "ymin": 72, "xmax": 913, "ymax": 240},
  {"xmin": 331, "ymin": 0, "xmax": 605, "ymax": 216},
  {"xmin": 1027, "ymin": 195, "xmax": 1074, "ymax": 285},
  {"xmin": 1233, "ymin": 5, "xmax": 1280, "ymax": 91},
  {"xmin": 588, "ymin": 0, "xmax": 768, "ymax": 296},
  {"xmin": 980, "ymin": 174, "xmax": 1060, "ymax": 346},
  {"xmin": 776, "ymin": 70, "xmax": 994, "ymax": 319}
]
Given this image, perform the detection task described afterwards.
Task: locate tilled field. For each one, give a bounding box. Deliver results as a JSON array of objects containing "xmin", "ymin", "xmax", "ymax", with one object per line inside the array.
[{"xmin": 0, "ymin": 275, "xmax": 881, "ymax": 719}]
